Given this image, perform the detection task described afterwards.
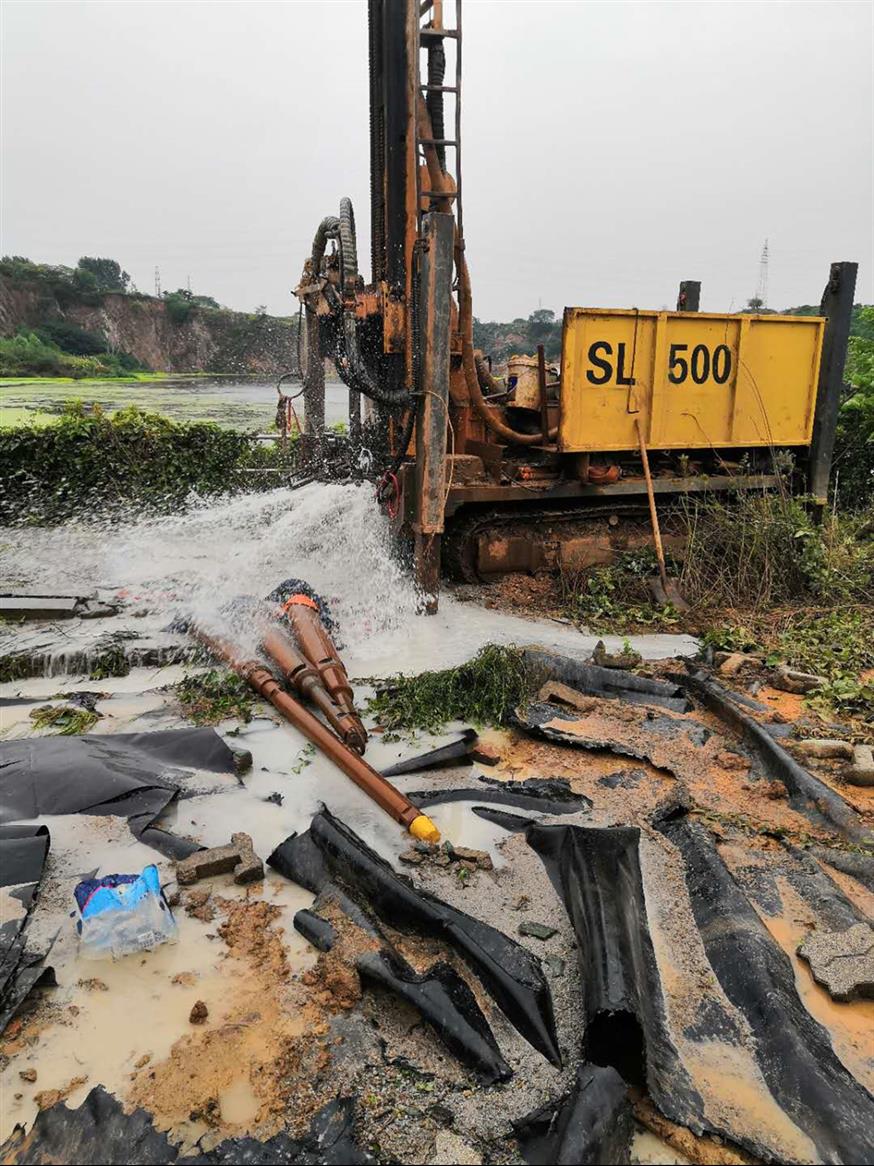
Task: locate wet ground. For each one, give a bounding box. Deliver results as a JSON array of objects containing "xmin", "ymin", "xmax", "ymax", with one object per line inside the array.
[{"xmin": 1, "ymin": 483, "xmax": 872, "ymax": 1165}]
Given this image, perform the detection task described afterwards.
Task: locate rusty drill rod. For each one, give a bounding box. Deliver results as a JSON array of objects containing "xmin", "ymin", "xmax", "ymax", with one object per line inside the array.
[
  {"xmin": 261, "ymin": 625, "xmax": 367, "ymax": 754},
  {"xmin": 193, "ymin": 627, "xmax": 440, "ymax": 843},
  {"xmin": 281, "ymin": 600, "xmax": 367, "ymax": 742}
]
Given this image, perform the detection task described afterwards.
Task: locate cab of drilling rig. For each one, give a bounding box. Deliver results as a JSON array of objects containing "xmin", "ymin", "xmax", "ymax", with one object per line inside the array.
[{"xmin": 293, "ymin": 0, "xmax": 857, "ymax": 609}]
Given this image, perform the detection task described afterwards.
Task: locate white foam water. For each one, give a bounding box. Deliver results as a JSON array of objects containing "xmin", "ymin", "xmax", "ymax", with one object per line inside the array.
[{"xmin": 2, "ymin": 483, "xmax": 420, "ymax": 657}]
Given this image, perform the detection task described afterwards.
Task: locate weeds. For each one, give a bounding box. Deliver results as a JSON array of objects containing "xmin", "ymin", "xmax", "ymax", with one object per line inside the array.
[
  {"xmin": 558, "ymin": 549, "xmax": 678, "ymax": 632},
  {"xmin": 366, "ymin": 643, "xmax": 542, "ymax": 736},
  {"xmin": 175, "ymin": 669, "xmax": 254, "ymax": 725},
  {"xmin": 29, "ymin": 703, "xmax": 98, "ymax": 735},
  {"xmin": 677, "ymin": 493, "xmax": 873, "ymax": 611}
]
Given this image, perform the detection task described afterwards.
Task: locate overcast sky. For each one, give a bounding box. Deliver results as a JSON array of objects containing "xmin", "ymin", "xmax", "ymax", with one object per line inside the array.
[{"xmin": 2, "ymin": 0, "xmax": 872, "ymax": 320}]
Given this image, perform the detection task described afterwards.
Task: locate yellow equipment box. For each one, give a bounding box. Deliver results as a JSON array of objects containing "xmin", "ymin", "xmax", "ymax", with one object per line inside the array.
[{"xmin": 559, "ymin": 308, "xmax": 825, "ymax": 452}]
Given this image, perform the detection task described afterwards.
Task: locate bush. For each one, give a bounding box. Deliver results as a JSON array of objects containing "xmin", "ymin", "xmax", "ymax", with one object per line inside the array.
[
  {"xmin": 676, "ymin": 492, "xmax": 873, "ymax": 611},
  {"xmin": 0, "ymin": 331, "xmax": 144, "ymax": 378},
  {"xmin": 35, "ymin": 320, "xmax": 106, "ymax": 356},
  {"xmin": 0, "ymin": 404, "xmax": 297, "ymax": 522}
]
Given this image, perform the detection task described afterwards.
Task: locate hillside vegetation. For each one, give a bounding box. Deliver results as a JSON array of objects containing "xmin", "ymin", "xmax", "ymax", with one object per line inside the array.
[{"xmin": 0, "ymin": 256, "xmax": 299, "ymax": 377}]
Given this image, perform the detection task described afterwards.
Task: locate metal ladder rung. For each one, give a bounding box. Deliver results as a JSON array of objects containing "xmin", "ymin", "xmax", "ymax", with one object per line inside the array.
[
  {"xmin": 419, "ymin": 138, "xmax": 457, "ymax": 146},
  {"xmin": 420, "ymin": 27, "xmax": 459, "ymax": 39},
  {"xmin": 421, "ymin": 84, "xmax": 459, "ymax": 93}
]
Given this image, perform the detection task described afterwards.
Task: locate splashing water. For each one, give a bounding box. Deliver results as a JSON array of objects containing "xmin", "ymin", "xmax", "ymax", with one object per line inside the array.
[{"xmin": 2, "ymin": 483, "xmax": 420, "ymax": 657}]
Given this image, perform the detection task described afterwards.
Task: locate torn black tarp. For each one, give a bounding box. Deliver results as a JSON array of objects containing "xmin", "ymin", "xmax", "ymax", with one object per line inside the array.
[
  {"xmin": 679, "ymin": 671, "xmax": 873, "ymax": 844},
  {"xmin": 407, "ymin": 776, "xmax": 591, "ymax": 818},
  {"xmin": 522, "ymin": 646, "xmax": 691, "ymax": 713},
  {"xmin": 381, "ymin": 729, "xmax": 478, "ymax": 776},
  {"xmin": 0, "ymin": 823, "xmax": 55, "ymax": 1034},
  {"xmin": 270, "ymin": 808, "xmax": 561, "ymax": 1067},
  {"xmin": 0, "ymin": 728, "xmax": 240, "ymax": 851},
  {"xmin": 513, "ymin": 1064, "xmax": 634, "ymax": 1165},
  {"xmin": 525, "ymin": 823, "xmax": 704, "ymax": 1129},
  {"xmin": 657, "ymin": 813, "xmax": 874, "ymax": 1165},
  {"xmin": 513, "ymin": 701, "xmax": 690, "ymax": 775},
  {"xmin": 0, "ymin": 1085, "xmax": 373, "ymax": 1165},
  {"xmin": 356, "ymin": 948, "xmax": 512, "ymax": 1084}
]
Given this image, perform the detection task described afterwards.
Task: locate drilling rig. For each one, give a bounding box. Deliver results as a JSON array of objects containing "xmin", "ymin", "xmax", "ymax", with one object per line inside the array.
[{"xmin": 295, "ymin": 0, "xmax": 857, "ymax": 611}]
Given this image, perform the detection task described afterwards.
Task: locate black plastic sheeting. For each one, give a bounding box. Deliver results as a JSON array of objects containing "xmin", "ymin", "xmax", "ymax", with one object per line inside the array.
[
  {"xmin": 679, "ymin": 671, "xmax": 874, "ymax": 844},
  {"xmin": 522, "ymin": 646, "xmax": 692, "ymax": 713},
  {"xmin": 357, "ymin": 948, "xmax": 512, "ymax": 1083},
  {"xmin": 407, "ymin": 776, "xmax": 591, "ymax": 818},
  {"xmin": 0, "ymin": 1085, "xmax": 372, "ymax": 1165},
  {"xmin": 381, "ymin": 729, "xmax": 478, "ymax": 776},
  {"xmin": 0, "ymin": 728, "xmax": 240, "ymax": 852},
  {"xmin": 525, "ymin": 823, "xmax": 704, "ymax": 1128},
  {"xmin": 269, "ymin": 808, "xmax": 561, "ymax": 1068},
  {"xmin": 0, "ymin": 823, "xmax": 55, "ymax": 1034},
  {"xmin": 513, "ymin": 701, "xmax": 696, "ymax": 776},
  {"xmin": 513, "ymin": 1064, "xmax": 634, "ymax": 1165},
  {"xmin": 657, "ymin": 812, "xmax": 874, "ymax": 1165}
]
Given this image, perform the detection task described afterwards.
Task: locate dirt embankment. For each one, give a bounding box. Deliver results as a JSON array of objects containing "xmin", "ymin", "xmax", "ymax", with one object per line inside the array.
[{"xmin": 0, "ymin": 275, "xmax": 297, "ymax": 375}]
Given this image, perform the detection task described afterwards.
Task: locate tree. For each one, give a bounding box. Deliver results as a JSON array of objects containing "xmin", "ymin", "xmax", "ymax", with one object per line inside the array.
[{"xmin": 77, "ymin": 257, "xmax": 130, "ymax": 293}]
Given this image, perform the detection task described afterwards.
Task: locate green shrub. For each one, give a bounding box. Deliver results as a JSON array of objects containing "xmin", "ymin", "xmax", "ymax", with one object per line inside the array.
[
  {"xmin": 0, "ymin": 404, "xmax": 297, "ymax": 522},
  {"xmin": 35, "ymin": 320, "xmax": 106, "ymax": 356},
  {"xmin": 365, "ymin": 643, "xmax": 542, "ymax": 736}
]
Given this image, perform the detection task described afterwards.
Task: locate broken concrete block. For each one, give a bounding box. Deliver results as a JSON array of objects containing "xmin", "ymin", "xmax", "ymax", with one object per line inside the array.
[
  {"xmin": 518, "ymin": 920, "xmax": 558, "ymax": 941},
  {"xmin": 794, "ymin": 739, "xmax": 854, "ymax": 760},
  {"xmin": 715, "ymin": 651, "xmax": 761, "ymax": 676},
  {"xmin": 189, "ymin": 1000, "xmax": 209, "ymax": 1024},
  {"xmin": 450, "ymin": 846, "xmax": 493, "ymax": 871},
  {"xmin": 592, "ymin": 640, "xmax": 642, "ymax": 670},
  {"xmin": 176, "ymin": 832, "xmax": 263, "ymax": 886},
  {"xmin": 469, "ymin": 741, "xmax": 502, "ymax": 766},
  {"xmin": 537, "ymin": 680, "xmax": 599, "ymax": 714},
  {"xmin": 846, "ymin": 744, "xmax": 874, "ymax": 788},
  {"xmin": 798, "ymin": 922, "xmax": 874, "ymax": 1002},
  {"xmin": 772, "ymin": 665, "xmax": 826, "ymax": 694}
]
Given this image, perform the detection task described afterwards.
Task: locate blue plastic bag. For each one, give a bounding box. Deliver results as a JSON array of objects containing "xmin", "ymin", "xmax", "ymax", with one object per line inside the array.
[{"xmin": 74, "ymin": 864, "xmax": 177, "ymax": 959}]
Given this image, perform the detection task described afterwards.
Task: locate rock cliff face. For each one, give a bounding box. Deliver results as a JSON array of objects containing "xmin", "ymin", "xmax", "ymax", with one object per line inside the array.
[{"xmin": 0, "ymin": 276, "xmax": 298, "ymax": 374}]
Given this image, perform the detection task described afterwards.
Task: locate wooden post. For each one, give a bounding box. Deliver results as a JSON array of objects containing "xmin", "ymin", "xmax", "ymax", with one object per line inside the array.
[
  {"xmin": 676, "ymin": 281, "xmax": 700, "ymax": 312},
  {"xmin": 809, "ymin": 261, "xmax": 858, "ymax": 506},
  {"xmin": 413, "ymin": 211, "xmax": 455, "ymax": 612}
]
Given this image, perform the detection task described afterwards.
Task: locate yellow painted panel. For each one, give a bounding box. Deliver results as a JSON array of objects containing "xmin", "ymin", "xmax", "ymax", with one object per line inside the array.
[{"xmin": 559, "ymin": 308, "xmax": 824, "ymax": 452}]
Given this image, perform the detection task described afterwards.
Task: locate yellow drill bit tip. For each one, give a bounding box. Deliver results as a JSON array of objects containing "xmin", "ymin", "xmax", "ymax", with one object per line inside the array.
[{"xmin": 409, "ymin": 814, "xmax": 440, "ymax": 845}]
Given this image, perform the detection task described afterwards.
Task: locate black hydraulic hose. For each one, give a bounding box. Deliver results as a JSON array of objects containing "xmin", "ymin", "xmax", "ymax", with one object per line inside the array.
[
  {"xmin": 311, "ymin": 216, "xmax": 339, "ymax": 272},
  {"xmin": 426, "ymin": 42, "xmax": 446, "ymax": 171},
  {"xmin": 335, "ymin": 314, "xmax": 417, "ymax": 408}
]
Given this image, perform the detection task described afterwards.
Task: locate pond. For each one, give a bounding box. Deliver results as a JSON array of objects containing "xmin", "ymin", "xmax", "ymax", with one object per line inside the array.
[{"xmin": 0, "ymin": 375, "xmax": 352, "ymax": 430}]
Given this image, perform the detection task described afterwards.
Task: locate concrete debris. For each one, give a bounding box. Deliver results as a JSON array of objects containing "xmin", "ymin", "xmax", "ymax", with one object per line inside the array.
[
  {"xmin": 592, "ymin": 638, "xmax": 642, "ymax": 670},
  {"xmin": 19, "ymin": 1069, "xmax": 37, "ymax": 1083},
  {"xmin": 469, "ymin": 741, "xmax": 502, "ymax": 766},
  {"xmin": 189, "ymin": 1000, "xmax": 209, "ymax": 1024},
  {"xmin": 175, "ymin": 832, "xmax": 263, "ymax": 886},
  {"xmin": 772, "ymin": 665, "xmax": 826, "ymax": 694},
  {"xmin": 846, "ymin": 744, "xmax": 874, "ymax": 787},
  {"xmin": 714, "ymin": 651, "xmax": 763, "ymax": 676},
  {"xmin": 794, "ymin": 739, "xmax": 855, "ymax": 760},
  {"xmin": 399, "ymin": 841, "xmax": 492, "ymax": 871},
  {"xmin": 537, "ymin": 680, "xmax": 599, "ymax": 714},
  {"xmin": 518, "ymin": 920, "xmax": 558, "ymax": 941},
  {"xmin": 798, "ymin": 922, "xmax": 874, "ymax": 1002}
]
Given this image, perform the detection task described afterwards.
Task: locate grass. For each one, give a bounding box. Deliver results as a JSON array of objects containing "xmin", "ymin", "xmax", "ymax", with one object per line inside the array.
[
  {"xmin": 365, "ymin": 643, "xmax": 543, "ymax": 737},
  {"xmin": 174, "ymin": 669, "xmax": 254, "ymax": 725}
]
